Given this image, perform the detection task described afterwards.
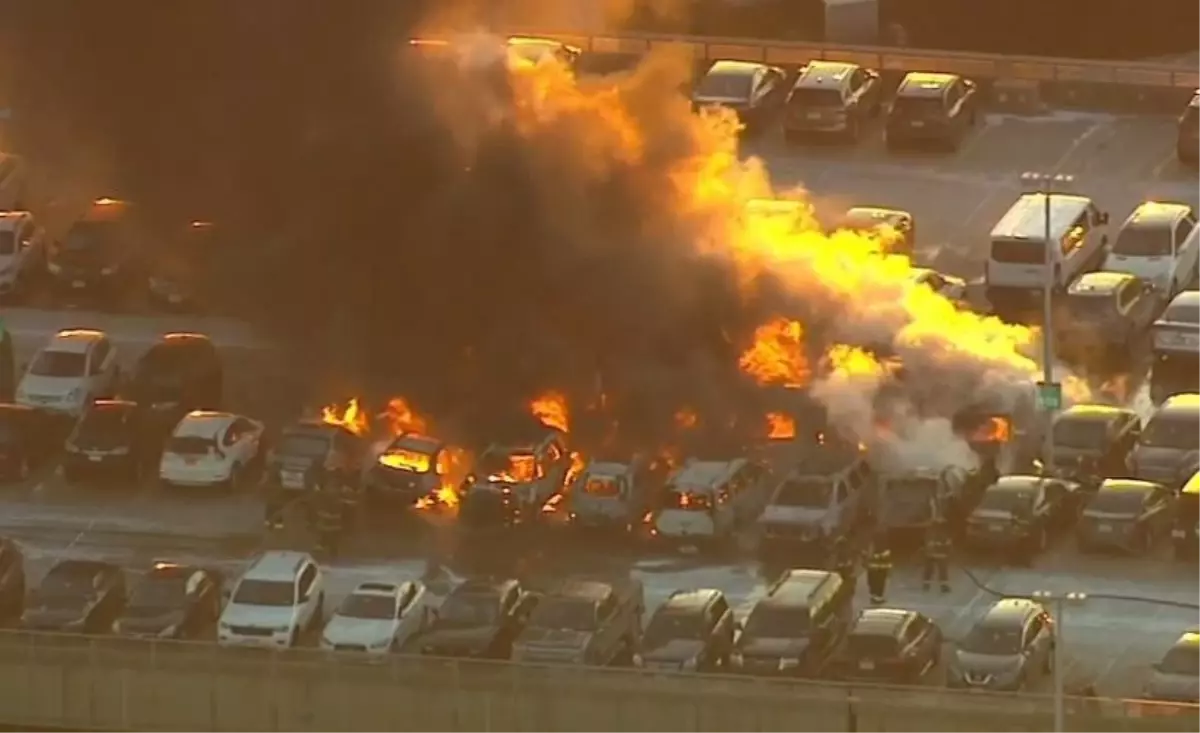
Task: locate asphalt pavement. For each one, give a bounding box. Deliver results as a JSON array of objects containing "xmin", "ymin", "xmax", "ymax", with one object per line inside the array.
[{"xmin": 0, "ymin": 106, "xmax": 1195, "ymax": 701}]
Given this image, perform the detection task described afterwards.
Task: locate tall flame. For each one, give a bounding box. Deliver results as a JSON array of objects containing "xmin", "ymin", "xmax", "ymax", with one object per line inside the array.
[
  {"xmin": 530, "ymin": 390, "xmax": 570, "ymax": 433},
  {"xmin": 379, "ymin": 397, "xmax": 429, "ymax": 436},
  {"xmin": 321, "ymin": 398, "xmax": 370, "ymax": 436},
  {"xmin": 738, "ymin": 318, "xmax": 811, "ymax": 388},
  {"xmin": 765, "ymin": 412, "xmax": 796, "ymax": 440}
]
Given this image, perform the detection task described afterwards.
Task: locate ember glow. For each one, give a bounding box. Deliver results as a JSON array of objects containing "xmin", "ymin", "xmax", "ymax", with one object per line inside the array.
[
  {"xmin": 530, "ymin": 391, "xmax": 570, "ymax": 433},
  {"xmin": 674, "ymin": 408, "xmax": 699, "ymax": 429},
  {"xmin": 321, "ymin": 398, "xmax": 370, "ymax": 436},
  {"xmin": 765, "ymin": 412, "xmax": 796, "ymax": 440}
]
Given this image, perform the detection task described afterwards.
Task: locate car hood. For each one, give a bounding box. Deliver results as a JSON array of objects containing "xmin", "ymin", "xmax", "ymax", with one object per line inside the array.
[
  {"xmin": 1133, "ymin": 445, "xmax": 1195, "ymax": 472},
  {"xmin": 953, "ymin": 650, "xmax": 1023, "ymax": 675},
  {"xmin": 738, "ymin": 636, "xmax": 809, "ymax": 659},
  {"xmin": 323, "ymin": 616, "xmax": 397, "ymax": 645},
  {"xmin": 420, "ymin": 626, "xmax": 496, "ymax": 651},
  {"xmin": 1145, "ymin": 671, "xmax": 1200, "ymax": 703},
  {"xmin": 18, "ymin": 374, "xmax": 82, "ymax": 397},
  {"xmin": 116, "ymin": 609, "xmax": 185, "ymax": 635},
  {"xmin": 642, "ymin": 639, "xmax": 705, "ymax": 664},
  {"xmin": 1103, "ymin": 254, "xmax": 1171, "ymax": 282},
  {"xmin": 760, "ymin": 505, "xmax": 824, "ymax": 525},
  {"xmin": 220, "ymin": 604, "xmax": 295, "ymax": 629}
]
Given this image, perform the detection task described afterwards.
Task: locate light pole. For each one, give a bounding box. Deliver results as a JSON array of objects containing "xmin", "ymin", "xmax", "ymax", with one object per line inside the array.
[
  {"xmin": 1031, "ymin": 590, "xmax": 1089, "ymax": 732},
  {"xmin": 1019, "ymin": 171, "xmax": 1075, "ymax": 473}
]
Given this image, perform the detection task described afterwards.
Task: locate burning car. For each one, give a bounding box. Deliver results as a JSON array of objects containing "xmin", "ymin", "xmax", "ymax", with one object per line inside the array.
[
  {"xmin": 364, "ymin": 433, "xmax": 464, "ymax": 512},
  {"xmin": 542, "ymin": 455, "xmax": 665, "ymax": 533},
  {"xmin": 464, "ymin": 427, "xmax": 572, "ymax": 511}
]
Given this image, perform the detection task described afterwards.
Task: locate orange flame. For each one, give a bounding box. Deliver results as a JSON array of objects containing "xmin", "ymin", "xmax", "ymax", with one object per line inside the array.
[
  {"xmin": 566, "ymin": 450, "xmax": 586, "ymax": 486},
  {"xmin": 379, "ymin": 397, "xmax": 428, "ymax": 436},
  {"xmin": 413, "ymin": 445, "xmax": 469, "ymax": 513},
  {"xmin": 674, "ymin": 408, "xmax": 699, "ymax": 429},
  {"xmin": 321, "ymin": 398, "xmax": 370, "ymax": 436},
  {"xmin": 765, "ymin": 412, "xmax": 796, "ymax": 440},
  {"xmin": 739, "ymin": 318, "xmax": 811, "ymax": 388},
  {"xmin": 530, "ymin": 391, "xmax": 569, "ymax": 433},
  {"xmin": 970, "ymin": 416, "xmax": 1012, "ymax": 444}
]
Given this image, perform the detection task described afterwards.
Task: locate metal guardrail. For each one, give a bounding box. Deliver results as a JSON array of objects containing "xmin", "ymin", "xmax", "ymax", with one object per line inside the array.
[
  {"xmin": 0, "ymin": 629, "xmax": 1197, "ymax": 731},
  {"xmin": 515, "ymin": 29, "xmax": 1200, "ymax": 90}
]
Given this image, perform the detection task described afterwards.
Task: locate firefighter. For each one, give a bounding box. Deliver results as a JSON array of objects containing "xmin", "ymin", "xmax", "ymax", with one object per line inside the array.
[
  {"xmin": 921, "ymin": 518, "xmax": 952, "ymax": 593},
  {"xmin": 864, "ymin": 532, "xmax": 892, "ymax": 605},
  {"xmin": 312, "ymin": 487, "xmax": 345, "ymax": 557},
  {"xmin": 262, "ymin": 481, "xmax": 286, "ymax": 531}
]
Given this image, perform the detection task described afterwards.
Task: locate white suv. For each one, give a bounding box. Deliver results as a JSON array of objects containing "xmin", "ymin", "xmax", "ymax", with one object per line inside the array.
[
  {"xmin": 218, "ymin": 551, "xmax": 325, "ymax": 649},
  {"xmin": 16, "ymin": 329, "xmax": 120, "ymax": 417},
  {"xmin": 0, "ymin": 210, "xmax": 46, "ymax": 296}
]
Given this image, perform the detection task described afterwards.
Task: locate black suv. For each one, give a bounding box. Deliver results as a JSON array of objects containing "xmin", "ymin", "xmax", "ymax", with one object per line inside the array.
[
  {"xmin": 265, "ymin": 420, "xmax": 366, "ymax": 498},
  {"xmin": 832, "ymin": 608, "xmax": 943, "ymax": 683},
  {"xmin": 418, "ymin": 577, "xmax": 535, "ymax": 659},
  {"xmin": 885, "ymin": 71, "xmax": 978, "ymax": 152},
  {"xmin": 638, "ymin": 588, "xmax": 736, "ymax": 672},
  {"xmin": 47, "ymin": 197, "xmax": 140, "ymax": 300},
  {"xmin": 62, "ymin": 399, "xmax": 156, "ymax": 483},
  {"xmin": 1046, "ymin": 404, "xmax": 1142, "ymax": 485},
  {"xmin": 782, "ymin": 60, "xmax": 881, "ymax": 143},
  {"xmin": 1178, "ymin": 91, "xmax": 1198, "ymax": 166},
  {"xmin": 128, "ymin": 333, "xmax": 223, "ymax": 430},
  {"xmin": 113, "ymin": 562, "xmax": 223, "ymax": 639},
  {"xmin": 0, "ymin": 403, "xmax": 60, "ymax": 481}
]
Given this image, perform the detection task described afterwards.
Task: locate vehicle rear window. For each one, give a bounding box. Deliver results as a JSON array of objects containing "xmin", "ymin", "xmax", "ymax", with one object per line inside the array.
[
  {"xmin": 528, "ymin": 599, "xmax": 596, "ymax": 631},
  {"xmin": 848, "ymin": 632, "xmax": 899, "ymax": 657},
  {"xmin": 64, "ymin": 221, "xmax": 119, "ymax": 253},
  {"xmin": 977, "ymin": 487, "xmax": 1033, "ymax": 512},
  {"xmin": 1111, "ymin": 226, "xmax": 1172, "ymax": 257},
  {"xmin": 774, "ymin": 479, "xmax": 831, "ymax": 508},
  {"xmin": 744, "ymin": 605, "xmax": 807, "ymax": 638},
  {"xmin": 582, "ymin": 475, "xmax": 621, "ymax": 497},
  {"xmin": 482, "ymin": 451, "xmax": 537, "ymax": 483},
  {"xmin": 990, "ymin": 239, "xmax": 1046, "ymax": 264},
  {"xmin": 277, "ymin": 433, "xmax": 330, "ymax": 459},
  {"xmin": 74, "ymin": 408, "xmax": 132, "ymax": 442},
  {"xmin": 1140, "ymin": 413, "xmax": 1200, "ymax": 450},
  {"xmin": 1052, "ymin": 419, "xmax": 1108, "ymax": 450},
  {"xmin": 1160, "ymin": 645, "xmax": 1199, "ymax": 676},
  {"xmin": 167, "ymin": 435, "xmax": 218, "ymax": 456},
  {"xmin": 129, "ymin": 576, "xmax": 187, "ymax": 613},
  {"xmin": 1087, "ymin": 489, "xmax": 1147, "ymax": 514},
  {"xmin": 643, "ymin": 611, "xmax": 703, "ymax": 646},
  {"xmin": 378, "ymin": 447, "xmax": 432, "ymax": 473},
  {"xmin": 1064, "ymin": 294, "xmax": 1115, "ymax": 323},
  {"xmin": 696, "ymin": 73, "xmax": 752, "ymax": 100},
  {"xmin": 892, "ymin": 95, "xmax": 943, "ymax": 116},
  {"xmin": 789, "ymin": 87, "xmax": 842, "ymax": 107},
  {"xmin": 438, "ymin": 593, "xmax": 499, "ymax": 627},
  {"xmin": 0, "ymin": 231, "xmax": 14, "ymax": 256},
  {"xmin": 338, "ymin": 593, "xmax": 396, "ymax": 620}
]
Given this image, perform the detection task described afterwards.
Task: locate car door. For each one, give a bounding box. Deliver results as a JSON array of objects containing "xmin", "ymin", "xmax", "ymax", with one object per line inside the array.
[
  {"xmin": 296, "ymin": 564, "xmax": 318, "ymax": 624},
  {"xmin": 1172, "ymin": 217, "xmax": 1198, "ymax": 292},
  {"xmin": 393, "ymin": 583, "xmax": 417, "ymax": 644}
]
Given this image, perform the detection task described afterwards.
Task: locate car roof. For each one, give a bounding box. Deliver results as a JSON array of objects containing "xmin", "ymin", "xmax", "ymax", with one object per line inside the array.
[
  {"xmin": 990, "ymin": 475, "xmax": 1044, "ymax": 493},
  {"xmin": 669, "ymin": 459, "xmax": 746, "ymax": 492},
  {"xmin": 1057, "ymin": 404, "xmax": 1130, "ymax": 422},
  {"xmin": 993, "ymin": 193, "xmax": 1093, "ymax": 241},
  {"xmin": 1068, "ymin": 271, "xmax": 1136, "ymax": 296},
  {"xmin": 1159, "ymin": 393, "xmax": 1200, "ymax": 415},
  {"xmin": 766, "ymin": 569, "xmax": 838, "ymax": 606},
  {"xmin": 707, "ymin": 60, "xmax": 766, "ymax": 77},
  {"xmin": 454, "ymin": 577, "xmax": 516, "ymax": 596},
  {"xmin": 145, "ymin": 562, "xmax": 202, "ymax": 580},
  {"xmin": 897, "ymin": 72, "xmax": 958, "ymax": 95},
  {"xmin": 244, "ymin": 551, "xmax": 311, "ymax": 580},
  {"xmin": 50, "ymin": 559, "xmax": 117, "ymax": 576},
  {"xmin": 851, "ymin": 607, "xmax": 914, "ymax": 635},
  {"xmin": 663, "ymin": 588, "xmax": 720, "ymax": 613},
  {"xmin": 50, "ymin": 329, "xmax": 105, "ymax": 351},
  {"xmin": 1167, "ymin": 291, "xmax": 1200, "ymax": 311},
  {"xmin": 844, "ymin": 206, "xmax": 909, "ymax": 222},
  {"xmin": 981, "ymin": 597, "xmax": 1041, "ymax": 624},
  {"xmin": 351, "ymin": 581, "xmax": 403, "ymax": 597},
  {"xmin": 1124, "ymin": 201, "xmax": 1193, "ymax": 228},
  {"xmin": 1097, "ymin": 478, "xmax": 1160, "ymax": 494},
  {"xmin": 539, "ymin": 579, "xmax": 611, "ymax": 602},
  {"xmin": 795, "ymin": 61, "xmax": 857, "ymax": 87},
  {"xmin": 174, "ymin": 410, "xmax": 237, "ymax": 436},
  {"xmin": 160, "ymin": 332, "xmax": 214, "ymax": 346}
]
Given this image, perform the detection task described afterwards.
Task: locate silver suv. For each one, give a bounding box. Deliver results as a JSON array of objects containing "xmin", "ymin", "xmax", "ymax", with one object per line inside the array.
[{"xmin": 947, "ymin": 598, "xmax": 1053, "ymax": 691}]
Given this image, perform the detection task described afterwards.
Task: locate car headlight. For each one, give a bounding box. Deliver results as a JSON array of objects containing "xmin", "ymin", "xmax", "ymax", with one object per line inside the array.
[
  {"xmin": 632, "ymin": 653, "xmax": 644, "ymax": 668},
  {"xmin": 46, "ymin": 261, "xmax": 62, "ymax": 275},
  {"xmin": 681, "ymin": 657, "xmax": 699, "ymax": 671},
  {"xmin": 158, "ymin": 624, "xmax": 179, "ymax": 638},
  {"xmin": 111, "ymin": 620, "xmax": 122, "ymax": 634},
  {"xmin": 779, "ymin": 657, "xmax": 801, "ymax": 670},
  {"xmin": 66, "ymin": 387, "xmax": 82, "ymax": 402}
]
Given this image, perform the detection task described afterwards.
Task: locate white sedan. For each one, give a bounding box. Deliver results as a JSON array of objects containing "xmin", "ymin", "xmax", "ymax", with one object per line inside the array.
[
  {"xmin": 320, "ymin": 581, "xmax": 431, "ymax": 654},
  {"xmin": 159, "ymin": 411, "xmax": 265, "ymax": 489}
]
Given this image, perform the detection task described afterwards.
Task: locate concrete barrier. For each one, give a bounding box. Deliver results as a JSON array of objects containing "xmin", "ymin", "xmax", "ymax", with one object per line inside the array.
[{"xmin": 0, "ymin": 631, "xmax": 1195, "ymax": 731}]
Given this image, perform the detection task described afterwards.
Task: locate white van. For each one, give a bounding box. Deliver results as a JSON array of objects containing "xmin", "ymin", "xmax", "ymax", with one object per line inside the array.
[
  {"xmin": 985, "ymin": 193, "xmax": 1110, "ymax": 302},
  {"xmin": 652, "ymin": 458, "xmax": 767, "ymax": 548},
  {"xmin": 1104, "ymin": 202, "xmax": 1198, "ymax": 298}
]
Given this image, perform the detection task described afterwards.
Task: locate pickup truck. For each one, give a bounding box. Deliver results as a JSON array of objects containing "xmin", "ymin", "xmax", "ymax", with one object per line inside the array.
[{"xmin": 511, "ymin": 579, "xmax": 644, "ymax": 666}]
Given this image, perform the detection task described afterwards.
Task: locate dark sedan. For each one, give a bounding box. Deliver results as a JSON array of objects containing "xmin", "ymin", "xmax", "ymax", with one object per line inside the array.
[
  {"xmin": 1077, "ymin": 479, "xmax": 1174, "ymax": 554},
  {"xmin": 831, "ymin": 608, "xmax": 943, "ymax": 683},
  {"xmin": 964, "ymin": 475, "xmax": 1082, "ymax": 561},
  {"xmin": 22, "ymin": 559, "xmax": 126, "ymax": 634},
  {"xmin": 1131, "ymin": 394, "xmax": 1200, "ymax": 489},
  {"xmin": 636, "ymin": 589, "xmax": 735, "ymax": 672},
  {"xmin": 113, "ymin": 562, "xmax": 223, "ymax": 639},
  {"xmin": 62, "ymin": 399, "xmax": 156, "ymax": 483},
  {"xmin": 884, "ymin": 72, "xmax": 978, "ymax": 152},
  {"xmin": 418, "ymin": 579, "xmax": 533, "ymax": 659},
  {"xmin": 693, "ymin": 60, "xmax": 788, "ymax": 135}
]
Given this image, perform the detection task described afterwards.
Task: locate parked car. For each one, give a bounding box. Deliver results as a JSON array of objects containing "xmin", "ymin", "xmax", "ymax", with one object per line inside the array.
[
  {"xmin": 831, "ymin": 608, "xmax": 943, "ymax": 683},
  {"xmin": 947, "ymin": 598, "xmax": 1053, "ymax": 692},
  {"xmin": 113, "ymin": 562, "xmax": 223, "ymax": 639},
  {"xmin": 1076, "ymin": 478, "xmax": 1175, "ymax": 554},
  {"xmin": 22, "ymin": 559, "xmax": 126, "ymax": 634},
  {"xmin": 636, "ymin": 588, "xmax": 736, "ymax": 672}
]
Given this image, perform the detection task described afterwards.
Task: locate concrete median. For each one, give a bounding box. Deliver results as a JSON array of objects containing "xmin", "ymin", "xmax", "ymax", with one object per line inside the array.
[{"xmin": 0, "ymin": 632, "xmax": 1195, "ymax": 731}]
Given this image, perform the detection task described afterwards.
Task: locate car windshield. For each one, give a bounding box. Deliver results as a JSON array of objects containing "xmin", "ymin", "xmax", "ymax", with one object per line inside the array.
[
  {"xmin": 977, "ymin": 487, "xmax": 1034, "ymax": 513},
  {"xmin": 482, "ymin": 451, "xmax": 537, "ymax": 483},
  {"xmin": 790, "ymin": 87, "xmax": 842, "ymax": 107},
  {"xmin": 29, "ymin": 350, "xmax": 86, "ymax": 378},
  {"xmin": 1160, "ymin": 645, "xmax": 1199, "ymax": 676},
  {"xmin": 1141, "ymin": 414, "xmax": 1200, "ymax": 449},
  {"xmin": 1065, "ymin": 293, "xmax": 1116, "ymax": 322},
  {"xmin": 961, "ymin": 624, "xmax": 1023, "ymax": 655},
  {"xmin": 991, "ymin": 239, "xmax": 1046, "ymax": 264},
  {"xmin": 232, "ymin": 579, "xmax": 294, "ymax": 607},
  {"xmin": 437, "ymin": 593, "xmax": 498, "ymax": 627},
  {"xmin": 848, "ymin": 632, "xmax": 899, "ymax": 657},
  {"xmin": 1088, "ymin": 489, "xmax": 1147, "ymax": 514},
  {"xmin": 167, "ymin": 435, "xmax": 218, "ymax": 456},
  {"xmin": 696, "ymin": 72, "xmax": 752, "ymax": 100},
  {"xmin": 582, "ymin": 474, "xmax": 621, "ymax": 497},
  {"xmin": 1162, "ymin": 301, "xmax": 1200, "ymax": 324},
  {"xmin": 74, "ymin": 408, "xmax": 132, "ymax": 441},
  {"xmin": 64, "ymin": 221, "xmax": 119, "ymax": 253},
  {"xmin": 0, "ymin": 231, "xmax": 14, "ymax": 256},
  {"xmin": 378, "ymin": 447, "xmax": 432, "ymax": 473},
  {"xmin": 277, "ymin": 433, "xmax": 330, "ymax": 459},
  {"xmin": 643, "ymin": 612, "xmax": 703, "ymax": 646},
  {"xmin": 338, "ymin": 593, "xmax": 396, "ymax": 620},
  {"xmin": 38, "ymin": 566, "xmax": 102, "ymax": 607},
  {"xmin": 129, "ymin": 576, "xmax": 186, "ymax": 612},
  {"xmin": 528, "ymin": 599, "xmax": 596, "ymax": 631},
  {"xmin": 1112, "ymin": 226, "xmax": 1172, "ymax": 257},
  {"xmin": 774, "ymin": 479, "xmax": 831, "ymax": 508},
  {"xmin": 1052, "ymin": 418, "xmax": 1108, "ymax": 450},
  {"xmin": 744, "ymin": 606, "xmax": 806, "ymax": 638}
]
